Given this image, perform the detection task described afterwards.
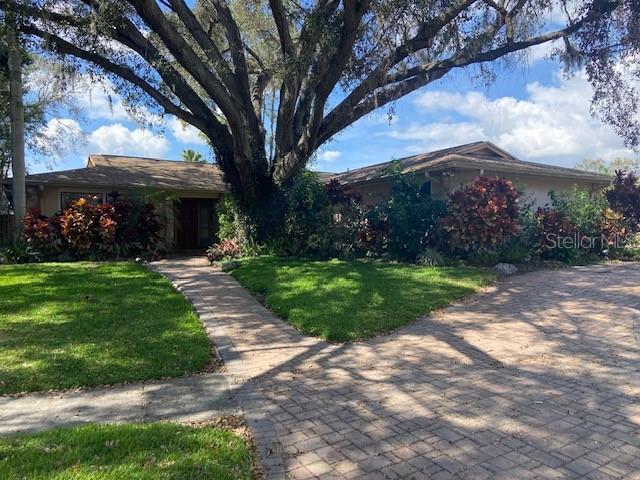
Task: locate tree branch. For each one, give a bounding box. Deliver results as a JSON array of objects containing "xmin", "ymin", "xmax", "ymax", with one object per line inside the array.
[
  {"xmin": 268, "ymin": 0, "xmax": 295, "ymax": 56},
  {"xmin": 128, "ymin": 0, "xmax": 239, "ymax": 123},
  {"xmin": 318, "ymin": 0, "xmax": 477, "ymax": 140},
  {"xmin": 167, "ymin": 0, "xmax": 237, "ymax": 93},
  {"xmin": 318, "ymin": 1, "xmax": 620, "ymax": 147},
  {"xmin": 21, "ymin": 23, "xmax": 233, "ymax": 155}
]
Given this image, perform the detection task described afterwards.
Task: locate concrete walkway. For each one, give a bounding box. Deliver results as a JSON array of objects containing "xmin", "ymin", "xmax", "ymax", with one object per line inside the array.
[
  {"xmin": 151, "ymin": 258, "xmax": 640, "ymax": 480},
  {"xmin": 0, "ymin": 374, "xmax": 237, "ymax": 436}
]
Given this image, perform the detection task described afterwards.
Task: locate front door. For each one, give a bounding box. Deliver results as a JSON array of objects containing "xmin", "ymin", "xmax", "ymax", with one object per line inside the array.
[
  {"xmin": 177, "ymin": 198, "xmax": 199, "ymax": 249},
  {"xmin": 176, "ymin": 198, "xmax": 217, "ymax": 250}
]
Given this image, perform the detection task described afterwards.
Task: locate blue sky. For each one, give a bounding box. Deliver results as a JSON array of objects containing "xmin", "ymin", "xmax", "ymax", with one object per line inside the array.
[{"xmin": 27, "ymin": 44, "xmax": 638, "ymax": 175}]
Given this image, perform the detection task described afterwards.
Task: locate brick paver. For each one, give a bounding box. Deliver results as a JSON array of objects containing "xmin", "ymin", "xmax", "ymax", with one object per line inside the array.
[{"xmin": 153, "ymin": 259, "xmax": 640, "ymax": 479}]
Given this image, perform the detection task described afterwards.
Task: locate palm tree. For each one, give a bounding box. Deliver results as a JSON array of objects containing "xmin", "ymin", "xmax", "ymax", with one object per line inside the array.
[{"xmin": 181, "ymin": 149, "xmax": 205, "ymax": 163}]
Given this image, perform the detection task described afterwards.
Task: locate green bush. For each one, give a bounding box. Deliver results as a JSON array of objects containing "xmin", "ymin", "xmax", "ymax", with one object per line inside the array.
[
  {"xmin": 549, "ymin": 189, "xmax": 607, "ymax": 246},
  {"xmin": 215, "ymin": 172, "xmax": 364, "ymax": 258},
  {"xmin": 216, "ymin": 195, "xmax": 243, "ymax": 242},
  {"xmin": 0, "ymin": 239, "xmax": 42, "ymax": 264},
  {"xmin": 385, "ymin": 172, "xmax": 447, "ymax": 262},
  {"xmin": 549, "ymin": 188, "xmax": 626, "ymax": 257},
  {"xmin": 283, "ymin": 171, "xmax": 333, "ymax": 255},
  {"xmin": 357, "ymin": 166, "xmax": 446, "ymax": 262}
]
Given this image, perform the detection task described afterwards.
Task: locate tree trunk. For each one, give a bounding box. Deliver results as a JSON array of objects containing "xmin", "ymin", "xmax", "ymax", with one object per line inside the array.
[{"xmin": 7, "ymin": 23, "xmax": 25, "ymax": 241}]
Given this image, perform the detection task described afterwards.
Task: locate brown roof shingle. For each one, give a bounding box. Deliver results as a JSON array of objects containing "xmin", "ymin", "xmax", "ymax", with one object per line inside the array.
[
  {"xmin": 332, "ymin": 141, "xmax": 612, "ymax": 184},
  {"xmin": 16, "ymin": 142, "xmax": 611, "ymax": 192},
  {"xmin": 23, "ymin": 155, "xmax": 227, "ymax": 192}
]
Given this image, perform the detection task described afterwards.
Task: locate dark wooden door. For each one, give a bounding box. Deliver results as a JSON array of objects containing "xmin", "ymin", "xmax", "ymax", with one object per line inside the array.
[{"xmin": 177, "ymin": 198, "xmax": 198, "ymax": 249}]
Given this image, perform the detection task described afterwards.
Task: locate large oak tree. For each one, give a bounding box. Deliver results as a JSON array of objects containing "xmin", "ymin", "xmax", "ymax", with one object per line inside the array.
[{"xmin": 1, "ymin": 0, "xmax": 638, "ymax": 234}]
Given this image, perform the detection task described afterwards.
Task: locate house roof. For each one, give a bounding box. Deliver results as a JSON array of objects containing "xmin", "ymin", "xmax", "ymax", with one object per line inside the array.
[
  {"xmin": 17, "ymin": 155, "xmax": 227, "ymax": 192},
  {"xmin": 7, "ymin": 141, "xmax": 611, "ymax": 193},
  {"xmin": 330, "ymin": 141, "xmax": 612, "ymax": 185}
]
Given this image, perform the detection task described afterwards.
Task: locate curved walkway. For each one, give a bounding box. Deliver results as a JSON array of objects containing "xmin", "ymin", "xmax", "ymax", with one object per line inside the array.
[{"xmin": 152, "ymin": 258, "xmax": 640, "ymax": 480}]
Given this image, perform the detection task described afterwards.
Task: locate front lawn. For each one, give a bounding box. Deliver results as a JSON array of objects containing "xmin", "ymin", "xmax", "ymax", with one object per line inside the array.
[
  {"xmin": 0, "ymin": 422, "xmax": 254, "ymax": 479},
  {"xmin": 230, "ymin": 257, "xmax": 494, "ymax": 341},
  {"xmin": 0, "ymin": 262, "xmax": 210, "ymax": 395}
]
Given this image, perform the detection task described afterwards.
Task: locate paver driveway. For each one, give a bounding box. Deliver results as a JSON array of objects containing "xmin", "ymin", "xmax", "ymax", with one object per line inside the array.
[{"xmin": 154, "ymin": 259, "xmax": 640, "ymax": 480}]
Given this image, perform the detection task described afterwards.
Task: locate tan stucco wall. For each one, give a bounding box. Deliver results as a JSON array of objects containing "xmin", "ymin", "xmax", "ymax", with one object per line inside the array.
[
  {"xmin": 447, "ymin": 169, "xmax": 606, "ymax": 208},
  {"xmin": 349, "ymin": 169, "xmax": 608, "ymax": 208}
]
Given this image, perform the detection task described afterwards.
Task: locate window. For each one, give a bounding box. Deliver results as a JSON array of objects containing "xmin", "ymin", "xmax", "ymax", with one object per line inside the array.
[
  {"xmin": 420, "ymin": 181, "xmax": 432, "ymax": 197},
  {"xmin": 60, "ymin": 192, "xmax": 105, "ymax": 209}
]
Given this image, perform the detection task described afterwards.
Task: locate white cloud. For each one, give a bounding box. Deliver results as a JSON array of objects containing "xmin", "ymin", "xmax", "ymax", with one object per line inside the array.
[
  {"xmin": 73, "ymin": 80, "xmax": 132, "ymax": 121},
  {"xmin": 404, "ymin": 72, "xmax": 637, "ymax": 166},
  {"xmin": 87, "ymin": 123, "xmax": 170, "ymax": 158},
  {"xmin": 317, "ymin": 150, "xmax": 342, "ymax": 162},
  {"xmin": 168, "ymin": 117, "xmax": 208, "ymax": 145}
]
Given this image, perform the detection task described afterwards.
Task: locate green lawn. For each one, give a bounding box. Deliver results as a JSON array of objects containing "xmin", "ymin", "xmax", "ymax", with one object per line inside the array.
[
  {"xmin": 230, "ymin": 257, "xmax": 495, "ymax": 342},
  {"xmin": 0, "ymin": 262, "xmax": 210, "ymax": 395},
  {"xmin": 0, "ymin": 422, "xmax": 254, "ymax": 479}
]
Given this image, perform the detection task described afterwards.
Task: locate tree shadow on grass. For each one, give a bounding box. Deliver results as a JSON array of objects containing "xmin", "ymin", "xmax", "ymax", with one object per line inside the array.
[
  {"xmin": 231, "ymin": 257, "xmax": 493, "ymax": 341},
  {"xmin": 0, "ymin": 263, "xmax": 210, "ymax": 395},
  {"xmin": 0, "ymin": 422, "xmax": 253, "ymax": 480}
]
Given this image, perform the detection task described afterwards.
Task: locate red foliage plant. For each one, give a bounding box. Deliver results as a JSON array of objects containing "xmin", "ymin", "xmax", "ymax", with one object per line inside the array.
[
  {"xmin": 22, "ymin": 208, "xmax": 60, "ymax": 253},
  {"xmin": 443, "ymin": 176, "xmax": 520, "ymax": 251},
  {"xmin": 605, "ymin": 170, "xmax": 640, "ymax": 232},
  {"xmin": 206, "ymin": 239, "xmax": 242, "ymax": 263},
  {"xmin": 21, "ymin": 196, "xmax": 162, "ymax": 259},
  {"xmin": 534, "ymin": 208, "xmax": 578, "ymax": 254},
  {"xmin": 58, "ymin": 198, "xmax": 96, "ymax": 253}
]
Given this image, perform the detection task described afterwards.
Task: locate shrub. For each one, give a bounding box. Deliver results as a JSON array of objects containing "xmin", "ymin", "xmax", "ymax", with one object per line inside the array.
[
  {"xmin": 494, "ymin": 193, "xmax": 536, "ymax": 264},
  {"xmin": 58, "ymin": 198, "xmax": 96, "ymax": 254},
  {"xmin": 357, "ymin": 205, "xmax": 387, "ymax": 256},
  {"xmin": 206, "ymin": 239, "xmax": 242, "ymax": 263},
  {"xmin": 606, "ymin": 170, "xmax": 640, "ymax": 232},
  {"xmin": 22, "ymin": 208, "xmax": 60, "ymax": 255},
  {"xmin": 534, "ymin": 208, "xmax": 580, "ymax": 262},
  {"xmin": 550, "ymin": 188, "xmax": 627, "ymax": 255},
  {"xmin": 495, "ymin": 239, "xmax": 533, "ymax": 264},
  {"xmin": 325, "ymin": 180, "xmax": 364, "ymax": 257},
  {"xmin": 385, "ymin": 172, "xmax": 447, "ymax": 261},
  {"xmin": 609, "ymin": 232, "xmax": 640, "ymax": 259},
  {"xmin": 443, "ymin": 176, "xmax": 520, "ymax": 252},
  {"xmin": 284, "ymin": 171, "xmax": 333, "ymax": 255},
  {"xmin": 0, "ymin": 239, "xmax": 42, "ymax": 264},
  {"xmin": 550, "ymin": 189, "xmax": 607, "ymax": 243},
  {"xmin": 216, "ymin": 195, "xmax": 244, "ymax": 242},
  {"xmin": 20, "ymin": 196, "xmax": 162, "ymax": 261},
  {"xmin": 416, "ymin": 247, "xmax": 446, "ymax": 267},
  {"xmin": 601, "ymin": 207, "xmax": 627, "ymax": 249},
  {"xmin": 355, "ymin": 168, "xmax": 445, "ymax": 261}
]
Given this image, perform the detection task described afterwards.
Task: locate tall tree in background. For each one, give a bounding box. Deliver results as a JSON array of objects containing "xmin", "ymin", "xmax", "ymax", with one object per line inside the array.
[
  {"xmin": 5, "ymin": 16, "xmax": 25, "ymax": 237},
  {"xmin": 2, "ymin": 0, "xmax": 638, "ymax": 238},
  {"xmin": 576, "ymin": 157, "xmax": 640, "ymax": 175}
]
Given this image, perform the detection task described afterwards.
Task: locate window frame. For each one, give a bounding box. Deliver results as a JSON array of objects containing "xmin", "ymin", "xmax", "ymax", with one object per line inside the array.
[{"xmin": 59, "ymin": 191, "xmax": 106, "ymax": 210}]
